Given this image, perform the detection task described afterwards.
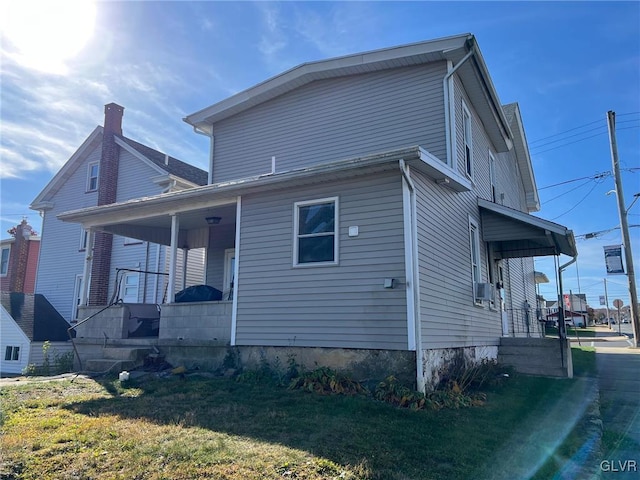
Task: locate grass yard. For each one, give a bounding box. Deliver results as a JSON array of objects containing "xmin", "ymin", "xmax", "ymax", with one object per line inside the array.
[
  {"xmin": 0, "ymin": 363, "xmax": 597, "ymax": 480},
  {"xmin": 544, "ymin": 326, "xmax": 598, "ymax": 338}
]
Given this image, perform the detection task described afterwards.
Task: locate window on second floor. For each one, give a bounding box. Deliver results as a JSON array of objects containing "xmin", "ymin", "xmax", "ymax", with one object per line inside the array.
[
  {"xmin": 462, "ymin": 100, "xmax": 473, "ymax": 178},
  {"xmin": 87, "ymin": 162, "xmax": 99, "ymax": 192},
  {"xmin": 79, "ymin": 229, "xmax": 88, "ymax": 251},
  {"xmin": 294, "ymin": 197, "xmax": 338, "ymax": 266},
  {"xmin": 489, "ymin": 151, "xmax": 497, "ymax": 202},
  {"xmin": 1, "ymin": 247, "xmax": 10, "ymax": 276}
]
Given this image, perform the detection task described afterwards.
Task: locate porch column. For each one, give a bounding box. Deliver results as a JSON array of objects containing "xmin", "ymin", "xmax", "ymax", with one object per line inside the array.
[
  {"xmin": 80, "ymin": 228, "xmax": 95, "ymax": 307},
  {"xmin": 181, "ymin": 248, "xmax": 188, "ymax": 290},
  {"xmin": 168, "ymin": 214, "xmax": 179, "ymax": 302}
]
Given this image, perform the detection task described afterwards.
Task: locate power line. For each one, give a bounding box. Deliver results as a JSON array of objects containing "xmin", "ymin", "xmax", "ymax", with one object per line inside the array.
[
  {"xmin": 529, "ymin": 112, "xmax": 640, "ymax": 144},
  {"xmin": 542, "ymin": 178, "xmax": 592, "ymax": 204},
  {"xmin": 538, "ymin": 171, "xmax": 610, "ymax": 190},
  {"xmin": 551, "ymin": 180, "xmax": 602, "ymax": 220}
]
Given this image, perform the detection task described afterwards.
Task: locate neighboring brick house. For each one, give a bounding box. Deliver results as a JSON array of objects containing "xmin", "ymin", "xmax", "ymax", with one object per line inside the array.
[
  {"xmin": 30, "ymin": 103, "xmax": 208, "ymax": 323},
  {"xmin": 0, "ymin": 220, "xmax": 40, "ymax": 294}
]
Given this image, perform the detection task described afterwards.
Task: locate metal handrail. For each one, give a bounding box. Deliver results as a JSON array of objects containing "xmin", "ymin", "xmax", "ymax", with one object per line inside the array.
[{"xmin": 67, "ymin": 300, "xmax": 122, "ymax": 371}]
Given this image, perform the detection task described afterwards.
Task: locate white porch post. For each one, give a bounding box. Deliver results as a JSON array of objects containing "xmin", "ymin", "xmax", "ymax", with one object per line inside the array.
[
  {"xmin": 230, "ymin": 196, "xmax": 241, "ymax": 346},
  {"xmin": 80, "ymin": 228, "xmax": 95, "ymax": 306},
  {"xmin": 168, "ymin": 214, "xmax": 180, "ymax": 303},
  {"xmin": 181, "ymin": 248, "xmax": 188, "ymax": 290}
]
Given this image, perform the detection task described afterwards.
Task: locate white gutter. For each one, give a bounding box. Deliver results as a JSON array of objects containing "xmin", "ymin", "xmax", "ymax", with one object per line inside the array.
[
  {"xmin": 399, "ymin": 159, "xmax": 425, "ymax": 393},
  {"xmin": 443, "ymin": 45, "xmax": 476, "ymax": 168},
  {"xmin": 193, "ymin": 126, "xmax": 214, "ymax": 185}
]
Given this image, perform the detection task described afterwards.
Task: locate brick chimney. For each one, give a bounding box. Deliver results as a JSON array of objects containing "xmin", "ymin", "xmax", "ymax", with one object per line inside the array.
[
  {"xmin": 7, "ymin": 219, "xmax": 33, "ymax": 293},
  {"xmin": 89, "ymin": 103, "xmax": 124, "ymax": 306}
]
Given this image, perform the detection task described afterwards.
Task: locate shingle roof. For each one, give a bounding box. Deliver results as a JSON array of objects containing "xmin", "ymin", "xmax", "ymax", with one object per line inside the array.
[
  {"xmin": 117, "ymin": 135, "xmax": 208, "ymax": 186},
  {"xmin": 1, "ymin": 292, "xmax": 71, "ymax": 342}
]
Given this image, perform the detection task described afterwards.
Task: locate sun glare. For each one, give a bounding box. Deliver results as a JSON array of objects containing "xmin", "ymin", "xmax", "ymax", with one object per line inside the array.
[{"xmin": 0, "ymin": 0, "xmax": 97, "ymax": 75}]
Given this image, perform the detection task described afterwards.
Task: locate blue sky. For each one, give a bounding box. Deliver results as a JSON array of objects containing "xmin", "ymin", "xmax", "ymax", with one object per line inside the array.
[{"xmin": 1, "ymin": 1, "xmax": 638, "ymax": 308}]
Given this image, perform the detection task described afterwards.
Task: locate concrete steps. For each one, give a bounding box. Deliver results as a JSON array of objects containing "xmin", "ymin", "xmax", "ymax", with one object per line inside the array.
[
  {"xmin": 83, "ymin": 346, "xmax": 153, "ymax": 374},
  {"xmin": 498, "ymin": 337, "xmax": 572, "ymax": 378}
]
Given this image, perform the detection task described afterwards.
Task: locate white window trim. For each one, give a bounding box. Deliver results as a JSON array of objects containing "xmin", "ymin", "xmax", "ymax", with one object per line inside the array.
[
  {"xmin": 0, "ymin": 246, "xmax": 10, "ymax": 276},
  {"xmin": 120, "ymin": 271, "xmax": 140, "ymax": 303},
  {"xmin": 86, "ymin": 162, "xmax": 99, "ymax": 192},
  {"xmin": 488, "ymin": 151, "xmax": 496, "ymax": 203},
  {"xmin": 293, "ymin": 196, "xmax": 339, "ymax": 267},
  {"xmin": 79, "ymin": 228, "xmax": 88, "ymax": 251},
  {"xmin": 462, "ymin": 99, "xmax": 473, "ymax": 180},
  {"xmin": 4, "ymin": 345, "xmax": 20, "ymax": 361},
  {"xmin": 469, "ymin": 216, "xmax": 482, "ymax": 305}
]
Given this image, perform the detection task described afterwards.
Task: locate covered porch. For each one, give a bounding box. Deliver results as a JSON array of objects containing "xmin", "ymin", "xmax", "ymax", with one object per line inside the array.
[
  {"xmin": 478, "ymin": 198, "xmax": 578, "ymax": 338},
  {"xmin": 68, "ymin": 193, "xmax": 239, "ymax": 343}
]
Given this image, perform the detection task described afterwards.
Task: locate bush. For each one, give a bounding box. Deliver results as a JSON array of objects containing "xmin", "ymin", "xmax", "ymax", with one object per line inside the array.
[
  {"xmin": 289, "ymin": 366, "xmax": 368, "ymax": 396},
  {"xmin": 22, "ymin": 342, "xmax": 74, "ymax": 376}
]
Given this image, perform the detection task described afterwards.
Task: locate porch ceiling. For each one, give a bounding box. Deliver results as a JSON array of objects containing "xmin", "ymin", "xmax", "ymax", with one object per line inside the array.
[
  {"xmin": 478, "ymin": 198, "xmax": 577, "ymax": 259},
  {"xmin": 100, "ymin": 203, "xmax": 237, "ymax": 248}
]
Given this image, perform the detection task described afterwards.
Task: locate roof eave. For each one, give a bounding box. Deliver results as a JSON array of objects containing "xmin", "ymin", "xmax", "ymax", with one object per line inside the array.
[{"xmin": 184, "ymin": 34, "xmax": 473, "ymax": 129}]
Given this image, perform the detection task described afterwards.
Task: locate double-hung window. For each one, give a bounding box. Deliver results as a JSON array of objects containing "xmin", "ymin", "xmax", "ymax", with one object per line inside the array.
[
  {"xmin": 489, "ymin": 151, "xmax": 496, "ymax": 202},
  {"xmin": 462, "ymin": 100, "xmax": 473, "ymax": 178},
  {"xmin": 87, "ymin": 162, "xmax": 99, "ymax": 192},
  {"xmin": 294, "ymin": 197, "xmax": 338, "ymax": 266},
  {"xmin": 1, "ymin": 247, "xmax": 10, "ymax": 276},
  {"xmin": 469, "ymin": 217, "xmax": 481, "ymax": 301},
  {"xmin": 4, "ymin": 346, "xmax": 20, "ymax": 361}
]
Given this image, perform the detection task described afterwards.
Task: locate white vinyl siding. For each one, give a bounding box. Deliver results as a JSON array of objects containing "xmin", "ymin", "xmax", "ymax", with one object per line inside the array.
[
  {"xmin": 211, "ymin": 63, "xmax": 448, "ymax": 183},
  {"xmin": 35, "ymin": 145, "xmax": 102, "ymax": 321},
  {"xmin": 293, "ymin": 197, "xmax": 338, "ymax": 266},
  {"xmin": 235, "ymin": 171, "xmax": 407, "ymax": 350},
  {"xmin": 0, "ymin": 305, "xmax": 30, "ymax": 374}
]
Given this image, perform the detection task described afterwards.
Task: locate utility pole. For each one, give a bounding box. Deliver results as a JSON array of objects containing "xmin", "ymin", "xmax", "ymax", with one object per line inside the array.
[{"xmin": 607, "ymin": 110, "xmax": 640, "ymax": 348}]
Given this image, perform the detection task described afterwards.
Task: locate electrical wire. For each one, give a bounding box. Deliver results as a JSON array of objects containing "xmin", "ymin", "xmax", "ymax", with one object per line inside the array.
[
  {"xmin": 538, "ymin": 171, "xmax": 610, "ymax": 190},
  {"xmin": 551, "ymin": 180, "xmax": 603, "ymax": 221},
  {"xmin": 541, "ymin": 178, "xmax": 593, "ymax": 205},
  {"xmin": 528, "ymin": 112, "xmax": 639, "ymax": 144}
]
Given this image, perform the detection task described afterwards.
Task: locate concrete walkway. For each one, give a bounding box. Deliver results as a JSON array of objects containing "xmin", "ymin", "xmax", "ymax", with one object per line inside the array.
[{"xmin": 595, "ymin": 345, "xmax": 640, "ymax": 479}]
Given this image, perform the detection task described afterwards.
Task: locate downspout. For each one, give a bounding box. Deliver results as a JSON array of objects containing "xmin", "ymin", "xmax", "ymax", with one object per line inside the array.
[
  {"xmin": 399, "ymin": 160, "xmax": 425, "ymax": 393},
  {"xmin": 557, "ymin": 254, "xmax": 577, "ymax": 372},
  {"xmin": 193, "ymin": 126, "xmax": 214, "ymax": 185},
  {"xmin": 443, "ymin": 44, "xmax": 476, "ymax": 167}
]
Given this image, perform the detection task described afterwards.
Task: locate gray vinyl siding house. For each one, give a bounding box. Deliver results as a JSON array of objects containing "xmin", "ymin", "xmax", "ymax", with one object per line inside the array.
[{"xmin": 59, "ymin": 34, "xmax": 576, "ymax": 390}]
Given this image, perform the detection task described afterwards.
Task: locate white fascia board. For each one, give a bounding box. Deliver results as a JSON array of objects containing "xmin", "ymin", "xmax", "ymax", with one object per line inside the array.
[
  {"xmin": 57, "ymin": 146, "xmax": 422, "ymax": 227},
  {"xmin": 30, "ymin": 126, "xmax": 103, "ymax": 209}
]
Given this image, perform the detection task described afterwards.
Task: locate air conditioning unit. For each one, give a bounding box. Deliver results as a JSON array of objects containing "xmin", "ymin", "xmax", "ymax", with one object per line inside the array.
[{"xmin": 475, "ymin": 282, "xmax": 494, "ymax": 302}]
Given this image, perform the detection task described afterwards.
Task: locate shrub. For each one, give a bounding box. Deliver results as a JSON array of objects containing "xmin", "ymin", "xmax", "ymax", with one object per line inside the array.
[{"xmin": 289, "ymin": 366, "xmax": 368, "ymax": 396}]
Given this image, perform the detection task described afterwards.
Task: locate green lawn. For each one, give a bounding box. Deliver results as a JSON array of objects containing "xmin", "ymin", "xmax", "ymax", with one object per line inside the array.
[
  {"xmin": 545, "ymin": 326, "xmax": 598, "ymax": 337},
  {"xmin": 0, "ymin": 366, "xmax": 598, "ymax": 480}
]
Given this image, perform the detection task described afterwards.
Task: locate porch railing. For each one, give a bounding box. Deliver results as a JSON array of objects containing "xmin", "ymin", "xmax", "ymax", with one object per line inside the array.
[{"xmin": 505, "ymin": 308, "xmax": 544, "ymax": 338}]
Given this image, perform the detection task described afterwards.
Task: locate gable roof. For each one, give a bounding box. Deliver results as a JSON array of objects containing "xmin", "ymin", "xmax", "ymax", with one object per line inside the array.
[
  {"xmin": 502, "ymin": 102, "xmax": 540, "ymax": 212},
  {"xmin": 184, "ymin": 33, "xmax": 512, "ymax": 152},
  {"xmin": 117, "ymin": 136, "xmax": 208, "ymax": 186},
  {"xmin": 0, "ymin": 292, "xmax": 70, "ymax": 342},
  {"xmin": 31, "ymin": 127, "xmax": 207, "ymax": 210}
]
